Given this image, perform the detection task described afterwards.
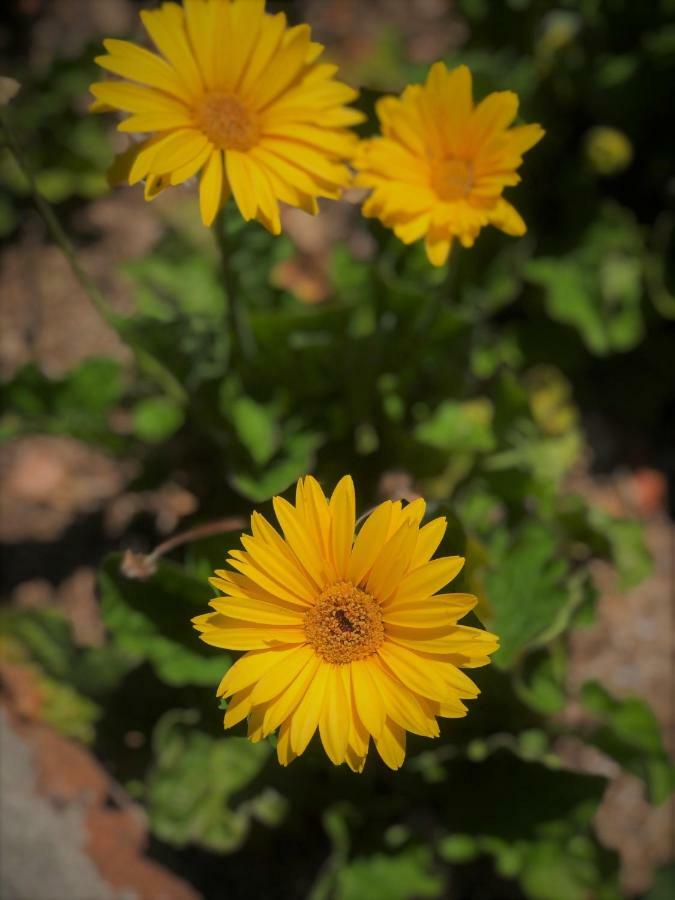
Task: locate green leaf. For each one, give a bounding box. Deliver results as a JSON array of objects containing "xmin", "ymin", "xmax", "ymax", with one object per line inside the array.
[
  {"xmin": 485, "ymin": 523, "xmax": 570, "ymax": 668},
  {"xmin": 147, "ymin": 709, "xmax": 282, "ymax": 852},
  {"xmin": 132, "ymin": 396, "xmax": 185, "ymax": 443},
  {"xmin": 1, "ymin": 359, "xmax": 123, "ymax": 444},
  {"xmin": 99, "ymin": 554, "xmax": 228, "ymax": 687},
  {"xmin": 598, "ymin": 517, "xmax": 652, "ymax": 590},
  {"xmin": 229, "ymin": 395, "xmax": 279, "ymax": 466},
  {"xmin": 415, "ymin": 399, "xmax": 495, "ymax": 453},
  {"xmin": 0, "ymin": 607, "xmax": 131, "ymax": 698},
  {"xmin": 526, "ymin": 206, "xmax": 645, "ymax": 355},
  {"xmin": 231, "ymin": 430, "xmax": 320, "ymax": 502},
  {"xmin": 336, "ymin": 848, "xmax": 442, "ymax": 900},
  {"xmin": 581, "ymin": 682, "xmax": 675, "ymax": 804}
]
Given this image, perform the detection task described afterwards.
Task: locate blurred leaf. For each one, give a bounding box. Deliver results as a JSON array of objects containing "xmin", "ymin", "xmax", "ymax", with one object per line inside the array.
[
  {"xmin": 2, "ymin": 359, "xmax": 123, "ymax": 445},
  {"xmin": 485, "ymin": 524, "xmax": 570, "ymax": 668},
  {"xmin": 415, "ymin": 399, "xmax": 495, "ymax": 452},
  {"xmin": 581, "ymin": 681, "xmax": 675, "ymax": 804},
  {"xmin": 229, "ymin": 395, "xmax": 279, "ymax": 466},
  {"xmin": 99, "ymin": 554, "xmax": 227, "ymax": 687},
  {"xmin": 231, "ymin": 430, "xmax": 320, "ymax": 502},
  {"xmin": 516, "ymin": 646, "xmax": 568, "ymax": 714},
  {"xmin": 0, "ymin": 607, "xmax": 131, "ymax": 697},
  {"xmin": 526, "ymin": 207, "xmax": 645, "ymax": 355},
  {"xmin": 132, "ymin": 396, "xmax": 185, "ymax": 443},
  {"xmin": 336, "ymin": 848, "xmax": 442, "ymax": 900},
  {"xmin": 147, "ymin": 709, "xmax": 282, "ymax": 852}
]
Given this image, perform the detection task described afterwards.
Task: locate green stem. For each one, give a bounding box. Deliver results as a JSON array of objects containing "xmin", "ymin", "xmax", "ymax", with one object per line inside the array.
[
  {"xmin": 213, "ymin": 208, "xmax": 256, "ymax": 362},
  {"xmin": 1, "ymin": 114, "xmax": 187, "ymax": 406},
  {"xmin": 415, "ymin": 241, "xmax": 458, "ymax": 335}
]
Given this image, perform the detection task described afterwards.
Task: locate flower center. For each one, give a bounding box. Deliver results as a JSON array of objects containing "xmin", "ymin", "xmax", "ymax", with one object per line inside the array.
[
  {"xmin": 432, "ymin": 158, "xmax": 474, "ymax": 201},
  {"xmin": 194, "ymin": 92, "xmax": 259, "ymax": 151},
  {"xmin": 304, "ymin": 581, "xmax": 385, "ymax": 665}
]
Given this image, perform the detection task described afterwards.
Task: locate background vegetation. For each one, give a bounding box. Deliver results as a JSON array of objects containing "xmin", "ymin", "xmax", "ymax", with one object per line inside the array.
[{"xmin": 1, "ymin": 1, "xmax": 673, "ymax": 898}]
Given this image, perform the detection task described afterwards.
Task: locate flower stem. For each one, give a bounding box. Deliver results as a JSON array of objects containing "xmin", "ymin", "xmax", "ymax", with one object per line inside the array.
[
  {"xmin": 213, "ymin": 208, "xmax": 256, "ymax": 362},
  {"xmin": 0, "ymin": 113, "xmax": 188, "ymax": 406}
]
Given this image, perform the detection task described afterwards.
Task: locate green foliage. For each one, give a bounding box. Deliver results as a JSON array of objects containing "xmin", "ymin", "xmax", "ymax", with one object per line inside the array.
[
  {"xmin": 484, "ymin": 524, "xmax": 570, "ymax": 669},
  {"xmin": 146, "ymin": 709, "xmax": 283, "ymax": 852},
  {"xmin": 99, "ymin": 554, "xmax": 228, "ymax": 688},
  {"xmin": 132, "ymin": 396, "xmax": 185, "ymax": 444},
  {"xmin": 1, "ymin": 359, "xmax": 123, "ymax": 445},
  {"xmin": 580, "ymin": 681, "xmax": 675, "ymax": 804},
  {"xmin": 336, "ymin": 849, "xmax": 442, "ymax": 900},
  {"xmin": 526, "ymin": 207, "xmax": 645, "ymax": 355},
  {"xmin": 3, "ymin": 2, "xmax": 673, "ymax": 897}
]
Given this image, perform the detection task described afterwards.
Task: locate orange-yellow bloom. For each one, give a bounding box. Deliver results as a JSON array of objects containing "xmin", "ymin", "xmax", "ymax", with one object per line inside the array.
[
  {"xmin": 193, "ymin": 476, "xmax": 498, "ymax": 772},
  {"xmin": 354, "ymin": 62, "xmax": 544, "ymax": 265},
  {"xmin": 91, "ymin": 0, "xmax": 364, "ymax": 229}
]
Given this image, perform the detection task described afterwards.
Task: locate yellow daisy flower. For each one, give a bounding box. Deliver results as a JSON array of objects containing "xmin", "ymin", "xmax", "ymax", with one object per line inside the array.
[
  {"xmin": 90, "ymin": 0, "xmax": 364, "ymax": 230},
  {"xmin": 193, "ymin": 475, "xmax": 499, "ymax": 772},
  {"xmin": 354, "ymin": 62, "xmax": 545, "ymax": 266}
]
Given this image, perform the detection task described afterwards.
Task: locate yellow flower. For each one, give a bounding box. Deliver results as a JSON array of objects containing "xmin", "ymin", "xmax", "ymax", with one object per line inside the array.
[
  {"xmin": 193, "ymin": 475, "xmax": 498, "ymax": 772},
  {"xmin": 354, "ymin": 63, "xmax": 544, "ymax": 266},
  {"xmin": 90, "ymin": 0, "xmax": 364, "ymax": 229}
]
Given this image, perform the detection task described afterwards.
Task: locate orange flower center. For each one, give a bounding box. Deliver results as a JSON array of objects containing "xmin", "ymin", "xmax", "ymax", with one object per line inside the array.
[
  {"xmin": 194, "ymin": 92, "xmax": 259, "ymax": 151},
  {"xmin": 432, "ymin": 158, "xmax": 474, "ymax": 201},
  {"xmin": 305, "ymin": 581, "xmax": 384, "ymax": 665}
]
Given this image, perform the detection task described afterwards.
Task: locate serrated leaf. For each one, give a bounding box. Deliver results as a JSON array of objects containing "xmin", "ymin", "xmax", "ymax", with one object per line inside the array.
[
  {"xmin": 99, "ymin": 554, "xmax": 228, "ymax": 687},
  {"xmin": 485, "ymin": 523, "xmax": 570, "ymax": 668},
  {"xmin": 147, "ymin": 710, "xmax": 280, "ymax": 853},
  {"xmin": 581, "ymin": 681, "xmax": 675, "ymax": 804}
]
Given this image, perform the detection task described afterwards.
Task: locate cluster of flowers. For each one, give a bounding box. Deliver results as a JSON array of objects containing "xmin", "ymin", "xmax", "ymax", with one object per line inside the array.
[
  {"xmin": 91, "ymin": 0, "xmax": 543, "ymax": 267},
  {"xmin": 90, "ymin": 1, "xmax": 541, "ymax": 771}
]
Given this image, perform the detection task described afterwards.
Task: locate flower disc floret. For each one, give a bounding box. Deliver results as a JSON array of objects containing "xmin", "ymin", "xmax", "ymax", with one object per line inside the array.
[{"xmin": 305, "ymin": 582, "xmax": 384, "ymax": 664}]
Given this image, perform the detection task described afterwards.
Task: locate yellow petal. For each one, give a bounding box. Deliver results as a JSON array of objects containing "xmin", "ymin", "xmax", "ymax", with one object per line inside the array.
[
  {"xmin": 329, "ymin": 475, "xmax": 356, "ymax": 578},
  {"xmin": 425, "ymin": 233, "xmax": 452, "ymax": 267},
  {"xmin": 366, "ymin": 522, "xmax": 417, "ymax": 604},
  {"xmin": 213, "ymin": 567, "xmax": 309, "ymax": 611},
  {"xmin": 140, "ymin": 3, "xmax": 203, "ymax": 97},
  {"xmin": 369, "ymin": 657, "xmax": 439, "ymax": 737},
  {"xmin": 389, "ymin": 555, "xmax": 464, "ymax": 606},
  {"xmin": 208, "ymin": 593, "xmax": 304, "ymax": 626},
  {"xmin": 250, "ymin": 24, "xmax": 311, "ymax": 109},
  {"xmin": 149, "ymin": 130, "xmax": 210, "ymax": 175},
  {"xmin": 382, "ymin": 593, "xmax": 477, "ymax": 627},
  {"xmin": 289, "ymin": 662, "xmax": 330, "ymax": 754},
  {"xmin": 374, "ymin": 717, "xmax": 406, "ymax": 770},
  {"xmin": 350, "ymin": 659, "xmax": 386, "ymax": 738},
  {"xmin": 349, "ymin": 501, "xmax": 394, "ymax": 587},
  {"xmin": 250, "ymin": 643, "xmax": 315, "ymax": 706},
  {"xmin": 410, "ymin": 517, "xmax": 447, "ymax": 570},
  {"xmin": 169, "ymin": 142, "xmax": 211, "ymax": 185},
  {"xmin": 377, "ymin": 642, "xmax": 449, "ymax": 702},
  {"xmin": 262, "ymin": 652, "xmax": 321, "ymax": 735},
  {"xmin": 239, "ymin": 12, "xmax": 287, "ymax": 100},
  {"xmin": 198, "ymin": 616, "xmax": 305, "ymax": 651},
  {"xmin": 240, "ymin": 533, "xmax": 316, "ymax": 603},
  {"xmin": 217, "ymin": 646, "xmax": 300, "ymax": 698},
  {"xmin": 276, "ymin": 718, "xmax": 297, "ymax": 766},
  {"xmin": 319, "ymin": 665, "xmax": 349, "ymax": 765},
  {"xmin": 488, "ymin": 198, "xmax": 527, "ymax": 237},
  {"xmin": 199, "ymin": 149, "xmax": 224, "ymax": 227},
  {"xmin": 98, "ymin": 38, "xmax": 192, "ymax": 103},
  {"xmin": 466, "ymin": 90, "xmax": 519, "ymax": 154},
  {"xmin": 273, "ymin": 495, "xmax": 326, "ymax": 588},
  {"xmin": 226, "ymin": 149, "xmax": 257, "ymax": 220},
  {"xmin": 223, "ymin": 685, "xmax": 254, "ymax": 729},
  {"xmin": 227, "ymin": 550, "xmax": 313, "ymax": 607}
]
